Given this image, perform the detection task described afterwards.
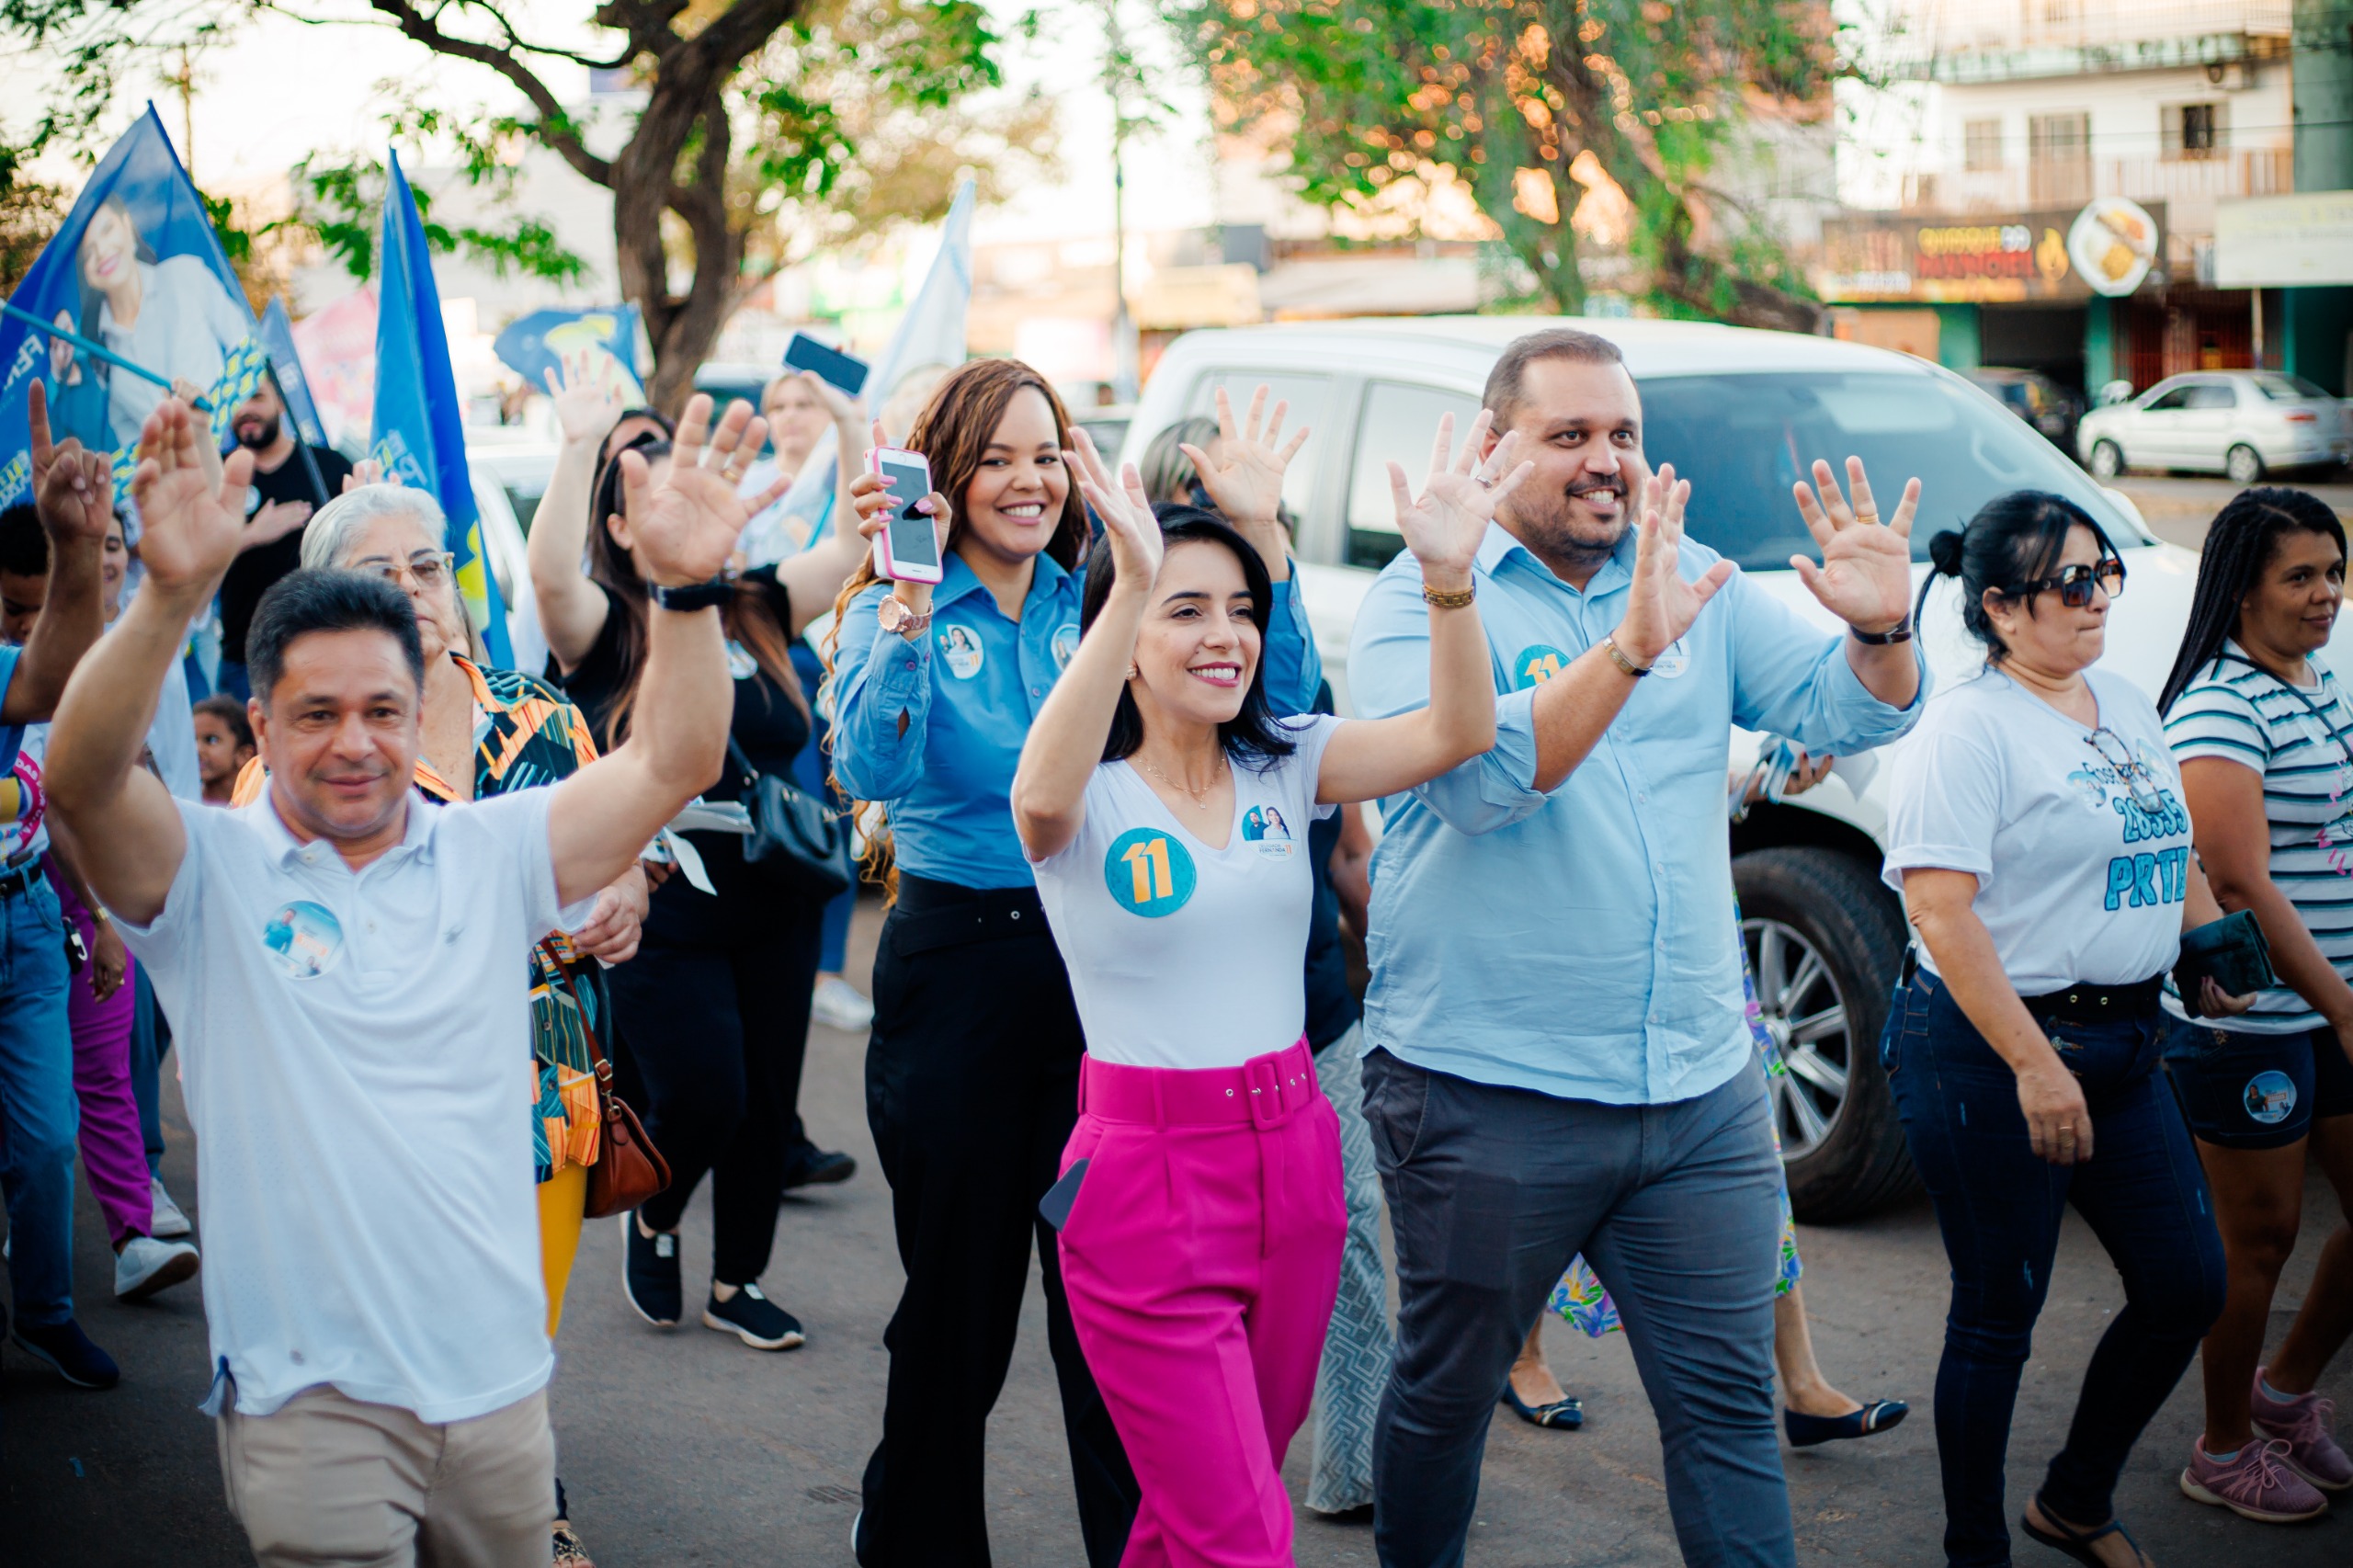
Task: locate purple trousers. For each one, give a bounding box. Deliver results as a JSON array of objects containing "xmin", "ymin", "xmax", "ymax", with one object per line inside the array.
[{"xmin": 49, "ymin": 859, "xmax": 148, "ymax": 1246}]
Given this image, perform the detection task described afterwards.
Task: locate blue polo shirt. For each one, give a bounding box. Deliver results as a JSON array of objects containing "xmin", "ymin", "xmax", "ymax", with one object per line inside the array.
[
  {"xmin": 1348, "ymin": 522, "xmax": 1927, "ymax": 1105},
  {"xmin": 828, "ymin": 551, "xmax": 1322, "ymax": 890}
]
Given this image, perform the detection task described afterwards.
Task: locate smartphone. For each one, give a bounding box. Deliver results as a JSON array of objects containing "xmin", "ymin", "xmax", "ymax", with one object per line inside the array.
[
  {"xmin": 868, "ymin": 446, "xmax": 944, "ymax": 584},
  {"xmin": 783, "ymin": 332, "xmax": 870, "ymax": 397}
]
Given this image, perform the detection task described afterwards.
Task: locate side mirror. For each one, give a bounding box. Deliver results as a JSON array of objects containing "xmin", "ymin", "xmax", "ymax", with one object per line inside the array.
[{"xmin": 2095, "ymin": 380, "xmax": 2133, "ymax": 408}]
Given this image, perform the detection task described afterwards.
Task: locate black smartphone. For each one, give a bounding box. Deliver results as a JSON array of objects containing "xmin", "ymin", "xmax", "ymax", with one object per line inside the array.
[
  {"xmin": 1038, "ymin": 1158, "xmax": 1089, "ymax": 1231},
  {"xmin": 782, "ymin": 332, "xmax": 870, "ymax": 397}
]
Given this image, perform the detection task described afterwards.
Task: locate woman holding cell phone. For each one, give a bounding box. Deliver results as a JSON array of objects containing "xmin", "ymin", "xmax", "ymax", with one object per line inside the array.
[
  {"xmin": 826, "ymin": 359, "xmax": 1321, "ymax": 1568},
  {"xmin": 1006, "ymin": 412, "xmax": 1523, "ymax": 1566}
]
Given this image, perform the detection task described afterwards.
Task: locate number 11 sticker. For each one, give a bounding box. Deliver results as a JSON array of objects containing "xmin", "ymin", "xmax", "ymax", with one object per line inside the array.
[{"xmin": 1105, "ymin": 827, "xmax": 1197, "ymax": 916}]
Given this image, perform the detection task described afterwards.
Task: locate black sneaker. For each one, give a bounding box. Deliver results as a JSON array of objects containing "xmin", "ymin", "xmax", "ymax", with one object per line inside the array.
[
  {"xmin": 779, "ymin": 1144, "xmax": 857, "ymax": 1190},
  {"xmin": 621, "ymin": 1216, "xmax": 681, "ymax": 1327},
  {"xmin": 12, "ymin": 1317, "xmax": 120, "ymax": 1389},
  {"xmin": 701, "ymin": 1282, "xmax": 805, "ymax": 1350}
]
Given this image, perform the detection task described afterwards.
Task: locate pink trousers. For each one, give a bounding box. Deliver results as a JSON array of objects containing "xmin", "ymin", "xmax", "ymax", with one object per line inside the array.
[
  {"xmin": 1056, "ymin": 1040, "xmax": 1347, "ymax": 1568},
  {"xmin": 49, "ymin": 860, "xmax": 149, "ymax": 1246}
]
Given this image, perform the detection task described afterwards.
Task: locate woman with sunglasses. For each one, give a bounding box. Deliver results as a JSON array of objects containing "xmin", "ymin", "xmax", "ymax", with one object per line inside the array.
[
  {"xmin": 2156, "ymin": 486, "xmax": 2353, "ymax": 1525},
  {"xmin": 826, "ymin": 364, "xmax": 1320, "ymax": 1568},
  {"xmin": 1008, "ymin": 414, "xmax": 1515, "ymax": 1567},
  {"xmin": 1883, "ymin": 491, "xmax": 2241, "ymax": 1568}
]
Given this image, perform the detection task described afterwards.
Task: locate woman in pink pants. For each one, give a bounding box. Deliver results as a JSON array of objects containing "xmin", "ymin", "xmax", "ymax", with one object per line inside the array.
[{"xmin": 1011, "ymin": 412, "xmax": 1523, "ymax": 1564}]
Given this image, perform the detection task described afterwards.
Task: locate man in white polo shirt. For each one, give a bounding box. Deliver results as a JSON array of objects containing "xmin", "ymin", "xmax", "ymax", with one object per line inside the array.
[{"xmin": 42, "ymin": 393, "xmax": 783, "ymax": 1568}]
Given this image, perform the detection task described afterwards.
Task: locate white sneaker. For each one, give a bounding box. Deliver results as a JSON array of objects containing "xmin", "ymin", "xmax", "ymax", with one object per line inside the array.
[
  {"xmin": 151, "ymin": 1177, "xmax": 191, "ymax": 1238},
  {"xmin": 116, "ymin": 1235, "xmax": 199, "ymax": 1301},
  {"xmin": 812, "ymin": 976, "xmax": 875, "ymax": 1032}
]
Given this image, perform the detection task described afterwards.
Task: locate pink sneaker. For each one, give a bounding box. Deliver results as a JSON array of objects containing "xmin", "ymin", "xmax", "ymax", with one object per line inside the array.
[
  {"xmin": 2179, "ymin": 1437, "xmax": 2329, "ymax": 1523},
  {"xmin": 2253, "ymin": 1368, "xmax": 2353, "ymax": 1492}
]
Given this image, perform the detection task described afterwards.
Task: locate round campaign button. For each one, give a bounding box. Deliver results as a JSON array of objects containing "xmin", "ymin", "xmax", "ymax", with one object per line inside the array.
[
  {"xmin": 1051, "ymin": 623, "xmax": 1081, "ymax": 672},
  {"xmin": 1515, "ymin": 644, "xmax": 1569, "ymax": 688},
  {"xmin": 1104, "ymin": 826, "xmax": 1197, "ymax": 916},
  {"xmin": 2244, "ymin": 1070, "xmax": 2298, "ymax": 1126},
  {"xmin": 1649, "ymin": 637, "xmax": 1690, "ymax": 679},
  {"xmin": 260, "ymin": 900, "xmax": 345, "ymax": 980},
  {"xmin": 1241, "ymin": 804, "xmax": 1295, "ymax": 858},
  {"xmin": 938, "ymin": 626, "xmax": 985, "ymax": 680}
]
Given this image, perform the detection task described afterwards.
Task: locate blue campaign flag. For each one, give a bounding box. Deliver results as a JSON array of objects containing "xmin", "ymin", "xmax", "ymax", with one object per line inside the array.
[
  {"xmin": 494, "ymin": 306, "xmax": 643, "ymax": 401},
  {"xmin": 257, "ymin": 296, "xmax": 331, "ymax": 450},
  {"xmin": 371, "ymin": 153, "xmax": 512, "ymax": 666},
  {"xmin": 0, "ymin": 105, "xmax": 255, "ymax": 508}
]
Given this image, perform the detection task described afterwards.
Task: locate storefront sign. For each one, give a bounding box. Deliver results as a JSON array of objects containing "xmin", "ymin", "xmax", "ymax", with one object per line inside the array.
[
  {"xmin": 1819, "ymin": 199, "xmax": 2165, "ymax": 303},
  {"xmin": 2214, "ymin": 192, "xmax": 2353, "ymax": 288}
]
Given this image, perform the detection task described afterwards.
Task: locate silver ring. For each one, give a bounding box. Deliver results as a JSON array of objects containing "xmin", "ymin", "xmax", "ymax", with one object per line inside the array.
[{"xmin": 1475, "ymin": 474, "xmax": 1496, "ymax": 490}]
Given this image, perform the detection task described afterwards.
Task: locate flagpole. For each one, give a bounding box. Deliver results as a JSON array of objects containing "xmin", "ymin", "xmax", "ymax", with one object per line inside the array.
[
  {"xmin": 264, "ymin": 361, "xmax": 331, "ymax": 506},
  {"xmin": 0, "ymin": 299, "xmax": 213, "ymax": 412}
]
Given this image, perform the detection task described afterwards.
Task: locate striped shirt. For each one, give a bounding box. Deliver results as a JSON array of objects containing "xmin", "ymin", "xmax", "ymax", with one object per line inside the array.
[{"xmin": 2164, "ymin": 642, "xmax": 2353, "ymax": 1032}]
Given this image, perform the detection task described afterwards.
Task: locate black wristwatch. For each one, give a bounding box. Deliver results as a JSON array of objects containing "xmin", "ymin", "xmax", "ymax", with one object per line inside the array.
[
  {"xmin": 1848, "ymin": 615, "xmax": 1913, "ymax": 646},
  {"xmin": 649, "ymin": 574, "xmax": 734, "ymax": 612}
]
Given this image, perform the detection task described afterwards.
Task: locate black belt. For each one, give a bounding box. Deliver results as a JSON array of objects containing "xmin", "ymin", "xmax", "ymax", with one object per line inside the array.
[
  {"xmin": 2018, "ymin": 975, "xmax": 2165, "ymax": 1024},
  {"xmin": 889, "ymin": 871, "xmax": 1050, "ymax": 956},
  {"xmin": 0, "ymin": 856, "xmax": 44, "ymax": 902}
]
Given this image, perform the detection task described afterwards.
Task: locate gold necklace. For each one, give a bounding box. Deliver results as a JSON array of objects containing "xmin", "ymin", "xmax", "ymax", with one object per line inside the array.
[{"xmin": 1138, "ymin": 754, "xmax": 1226, "ymax": 811}]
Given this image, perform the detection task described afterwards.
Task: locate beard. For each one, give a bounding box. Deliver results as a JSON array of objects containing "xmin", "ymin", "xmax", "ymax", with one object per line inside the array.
[
  {"xmin": 234, "ymin": 413, "xmax": 281, "ymax": 451},
  {"xmin": 1507, "ymin": 471, "xmax": 1635, "ymax": 576}
]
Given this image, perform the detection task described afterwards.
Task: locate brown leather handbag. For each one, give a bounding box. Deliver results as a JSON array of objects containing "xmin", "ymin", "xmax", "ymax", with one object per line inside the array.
[{"xmin": 582, "ymin": 1018, "xmax": 670, "ymax": 1219}]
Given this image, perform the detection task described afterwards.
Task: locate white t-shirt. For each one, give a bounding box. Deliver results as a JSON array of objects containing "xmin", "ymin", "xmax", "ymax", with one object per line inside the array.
[
  {"xmin": 1030, "ymin": 715, "xmax": 1344, "ymax": 1069},
  {"xmin": 117, "ymin": 788, "xmax": 590, "ymax": 1422},
  {"xmin": 1883, "ymin": 667, "xmax": 2191, "ymax": 994}
]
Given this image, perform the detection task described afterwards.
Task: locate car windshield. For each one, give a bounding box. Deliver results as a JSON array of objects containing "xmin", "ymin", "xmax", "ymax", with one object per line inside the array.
[
  {"xmin": 2252, "ymin": 372, "xmax": 2331, "ymax": 401},
  {"xmin": 1639, "ymin": 371, "xmax": 2138, "ymax": 573}
]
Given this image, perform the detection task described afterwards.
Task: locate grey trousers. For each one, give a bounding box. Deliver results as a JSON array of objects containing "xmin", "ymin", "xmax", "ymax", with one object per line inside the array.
[
  {"xmin": 1307, "ymin": 1025, "xmax": 1391, "ymax": 1514},
  {"xmin": 1364, "ymin": 1048, "xmax": 1793, "ymax": 1568}
]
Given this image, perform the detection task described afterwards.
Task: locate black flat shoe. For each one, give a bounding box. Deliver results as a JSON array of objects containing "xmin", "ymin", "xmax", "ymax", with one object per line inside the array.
[
  {"xmin": 1500, "ymin": 1383, "xmax": 1584, "ymax": 1429},
  {"xmin": 1784, "ymin": 1398, "xmax": 1907, "ymax": 1449},
  {"xmin": 1309, "ymin": 1502, "xmax": 1375, "ymax": 1525},
  {"xmin": 780, "ymin": 1145, "xmax": 857, "ymax": 1190},
  {"xmin": 2020, "ymin": 1500, "xmax": 2150, "ymax": 1566}
]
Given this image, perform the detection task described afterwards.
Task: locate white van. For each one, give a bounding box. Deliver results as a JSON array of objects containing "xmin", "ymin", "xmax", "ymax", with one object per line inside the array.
[{"xmin": 1120, "ymin": 315, "xmax": 2213, "ymax": 1221}]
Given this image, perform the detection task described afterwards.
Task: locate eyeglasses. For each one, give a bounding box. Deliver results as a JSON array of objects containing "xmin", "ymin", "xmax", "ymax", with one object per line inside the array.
[
  {"xmin": 355, "ymin": 551, "xmax": 454, "ymax": 591},
  {"xmin": 2010, "ymin": 558, "xmax": 2126, "ymax": 608},
  {"xmin": 2083, "ymin": 725, "xmax": 2166, "ymax": 815}
]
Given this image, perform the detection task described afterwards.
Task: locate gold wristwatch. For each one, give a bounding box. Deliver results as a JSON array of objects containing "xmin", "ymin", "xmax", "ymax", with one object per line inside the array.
[{"xmin": 877, "ymin": 596, "xmax": 934, "ymax": 641}]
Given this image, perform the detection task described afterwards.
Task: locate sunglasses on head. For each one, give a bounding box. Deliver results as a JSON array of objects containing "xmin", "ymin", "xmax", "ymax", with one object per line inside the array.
[{"xmin": 2008, "ymin": 557, "xmax": 2126, "ymax": 608}]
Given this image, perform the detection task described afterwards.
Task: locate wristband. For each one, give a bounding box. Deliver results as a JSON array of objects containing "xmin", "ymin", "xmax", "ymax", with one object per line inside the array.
[
  {"xmin": 1420, "ymin": 580, "xmax": 1476, "ymax": 610},
  {"xmin": 1602, "ymin": 635, "xmax": 1652, "ymax": 677},
  {"xmin": 1848, "ymin": 616, "xmax": 1914, "ymax": 646},
  {"xmin": 649, "ymin": 574, "xmax": 734, "ymax": 613}
]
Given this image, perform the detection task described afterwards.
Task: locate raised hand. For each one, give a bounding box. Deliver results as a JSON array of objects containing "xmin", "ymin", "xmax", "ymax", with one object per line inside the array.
[
  {"xmin": 130, "ymin": 400, "xmax": 256, "ymax": 597},
  {"xmin": 797, "ymin": 368, "xmax": 864, "ymax": 428},
  {"xmin": 340, "ymin": 457, "xmax": 398, "ymax": 494},
  {"xmin": 1180, "ymin": 384, "xmax": 1310, "ymax": 529},
  {"xmin": 1387, "ymin": 410, "xmax": 1529, "ymax": 583},
  {"xmin": 28, "ymin": 381, "xmax": 110, "ymax": 545},
  {"xmin": 619, "ymin": 394, "xmax": 786, "ymax": 587},
  {"xmin": 546, "ymin": 350, "xmax": 625, "ymax": 447},
  {"xmin": 1067, "ymin": 425, "xmax": 1163, "ymax": 592},
  {"xmin": 1615, "ymin": 464, "xmax": 1735, "ymax": 665},
  {"xmin": 1791, "ymin": 457, "xmax": 1919, "ymax": 634}
]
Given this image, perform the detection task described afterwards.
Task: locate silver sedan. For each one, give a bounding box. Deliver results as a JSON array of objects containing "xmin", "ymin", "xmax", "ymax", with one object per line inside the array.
[{"xmin": 2078, "ymin": 369, "xmax": 2351, "ymax": 483}]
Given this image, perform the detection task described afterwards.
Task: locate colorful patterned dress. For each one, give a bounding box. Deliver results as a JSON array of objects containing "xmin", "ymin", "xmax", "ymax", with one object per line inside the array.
[
  {"xmin": 1550, "ymin": 901, "xmax": 1802, "ymax": 1337},
  {"xmin": 233, "ymin": 655, "xmax": 607, "ymax": 1184}
]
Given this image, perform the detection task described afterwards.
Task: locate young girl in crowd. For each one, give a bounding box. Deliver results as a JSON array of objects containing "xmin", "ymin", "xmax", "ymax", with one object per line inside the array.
[
  {"xmin": 190, "ymin": 694, "xmax": 253, "ymax": 804},
  {"xmin": 2157, "ymin": 486, "xmax": 2353, "ymax": 1522},
  {"xmin": 1883, "ymin": 491, "xmax": 2245, "ymax": 1568},
  {"xmin": 1006, "ymin": 414, "xmax": 1522, "ymax": 1566},
  {"xmin": 825, "ymin": 363, "xmax": 1318, "ymax": 1568}
]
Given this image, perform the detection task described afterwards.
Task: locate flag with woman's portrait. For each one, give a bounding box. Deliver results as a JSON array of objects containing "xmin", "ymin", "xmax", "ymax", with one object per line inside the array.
[{"xmin": 0, "ymin": 105, "xmax": 256, "ymax": 509}]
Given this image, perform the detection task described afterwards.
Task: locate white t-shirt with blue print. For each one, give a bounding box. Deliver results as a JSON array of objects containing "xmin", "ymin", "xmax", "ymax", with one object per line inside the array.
[{"xmin": 1885, "ymin": 666, "xmax": 2191, "ymax": 994}]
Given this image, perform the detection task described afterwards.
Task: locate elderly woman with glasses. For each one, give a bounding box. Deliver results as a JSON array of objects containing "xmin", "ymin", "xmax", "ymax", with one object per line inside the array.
[
  {"xmin": 1881, "ymin": 490, "xmax": 2249, "ymax": 1568},
  {"xmin": 233, "ymin": 482, "xmax": 644, "ymax": 1568}
]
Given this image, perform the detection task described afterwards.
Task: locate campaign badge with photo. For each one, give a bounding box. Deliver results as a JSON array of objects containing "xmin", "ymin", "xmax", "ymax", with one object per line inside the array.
[
  {"xmin": 1241, "ymin": 803, "xmax": 1296, "ymax": 858},
  {"xmin": 1105, "ymin": 826, "xmax": 1197, "ymax": 917},
  {"xmin": 2244, "ymin": 1070, "xmax": 2298, "ymax": 1127},
  {"xmin": 1648, "ymin": 637, "xmax": 1690, "ymax": 679},
  {"xmin": 938, "ymin": 626, "xmax": 985, "ymax": 680},
  {"xmin": 1051, "ymin": 622, "xmax": 1081, "ymax": 672},
  {"xmin": 260, "ymin": 900, "xmax": 345, "ymax": 980}
]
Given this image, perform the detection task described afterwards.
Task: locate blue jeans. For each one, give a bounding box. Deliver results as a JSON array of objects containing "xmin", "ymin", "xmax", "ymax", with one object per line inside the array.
[
  {"xmin": 0, "ymin": 870, "xmax": 77, "ymax": 1326},
  {"xmin": 1366, "ymin": 1049, "xmax": 1792, "ymax": 1568},
  {"xmin": 1884, "ymin": 970, "xmax": 2224, "ymax": 1566}
]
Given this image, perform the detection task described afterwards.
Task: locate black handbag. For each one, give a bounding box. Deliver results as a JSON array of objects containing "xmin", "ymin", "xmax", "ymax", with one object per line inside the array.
[{"xmin": 726, "ymin": 736, "xmax": 855, "ymax": 900}]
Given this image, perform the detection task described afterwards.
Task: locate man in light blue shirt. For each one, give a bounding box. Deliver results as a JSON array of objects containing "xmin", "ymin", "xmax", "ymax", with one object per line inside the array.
[{"xmin": 1349, "ymin": 329, "xmax": 1927, "ymax": 1567}]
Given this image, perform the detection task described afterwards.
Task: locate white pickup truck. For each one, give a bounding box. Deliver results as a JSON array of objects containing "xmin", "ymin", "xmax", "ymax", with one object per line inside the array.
[{"xmin": 1119, "ymin": 315, "xmax": 2222, "ymax": 1221}]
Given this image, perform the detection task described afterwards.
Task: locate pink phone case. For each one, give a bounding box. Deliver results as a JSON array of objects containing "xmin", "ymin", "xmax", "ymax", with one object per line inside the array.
[{"xmin": 868, "ymin": 446, "xmax": 944, "ymax": 584}]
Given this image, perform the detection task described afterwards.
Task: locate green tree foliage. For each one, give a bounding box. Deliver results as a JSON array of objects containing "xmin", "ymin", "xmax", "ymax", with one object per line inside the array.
[
  {"xmin": 1176, "ymin": 0, "xmax": 1839, "ymax": 328},
  {"xmin": 0, "ymin": 0, "xmax": 1053, "ymax": 405}
]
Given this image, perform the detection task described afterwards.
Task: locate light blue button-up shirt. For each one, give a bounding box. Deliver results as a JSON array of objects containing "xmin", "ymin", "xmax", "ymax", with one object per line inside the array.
[
  {"xmin": 1348, "ymin": 522, "xmax": 1927, "ymax": 1105},
  {"xmin": 829, "ymin": 550, "xmax": 1321, "ymax": 890}
]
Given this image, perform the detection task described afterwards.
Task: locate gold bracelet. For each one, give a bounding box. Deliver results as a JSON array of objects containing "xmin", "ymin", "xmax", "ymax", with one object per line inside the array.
[
  {"xmin": 1602, "ymin": 635, "xmax": 1652, "ymax": 678},
  {"xmin": 1421, "ymin": 580, "xmax": 1476, "ymax": 610}
]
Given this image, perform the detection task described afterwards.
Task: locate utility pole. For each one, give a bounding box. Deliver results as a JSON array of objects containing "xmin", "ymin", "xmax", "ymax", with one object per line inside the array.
[
  {"xmin": 1103, "ymin": 0, "xmax": 1139, "ymax": 403},
  {"xmin": 166, "ymin": 44, "xmax": 198, "ymax": 178}
]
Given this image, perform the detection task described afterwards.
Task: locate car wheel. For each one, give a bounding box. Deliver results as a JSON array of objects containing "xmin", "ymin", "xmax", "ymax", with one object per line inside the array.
[
  {"xmin": 1734, "ymin": 846, "xmax": 1918, "ymax": 1222},
  {"xmin": 2089, "ymin": 439, "xmax": 2125, "ymax": 478},
  {"xmin": 2225, "ymin": 443, "xmax": 2265, "ymax": 484}
]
